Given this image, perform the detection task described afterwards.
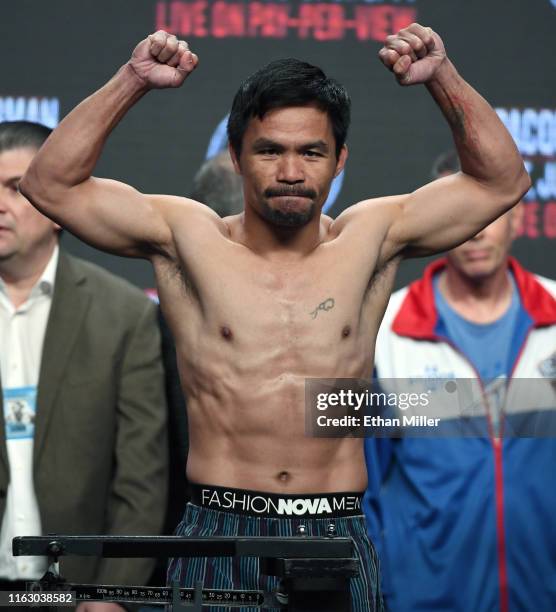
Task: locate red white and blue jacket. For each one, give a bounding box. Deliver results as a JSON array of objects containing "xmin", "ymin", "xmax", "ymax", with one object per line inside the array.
[{"xmin": 363, "ymin": 257, "xmax": 556, "ymax": 612}]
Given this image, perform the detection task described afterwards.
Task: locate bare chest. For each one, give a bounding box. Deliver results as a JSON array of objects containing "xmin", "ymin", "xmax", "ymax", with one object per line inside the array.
[
  {"xmin": 216, "ymin": 256, "xmax": 366, "ymax": 336},
  {"xmin": 155, "ymin": 234, "xmax": 393, "ymax": 354}
]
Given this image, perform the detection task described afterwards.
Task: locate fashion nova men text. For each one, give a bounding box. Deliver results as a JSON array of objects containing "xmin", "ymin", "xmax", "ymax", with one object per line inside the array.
[{"xmin": 200, "ymin": 489, "xmax": 361, "ymax": 516}]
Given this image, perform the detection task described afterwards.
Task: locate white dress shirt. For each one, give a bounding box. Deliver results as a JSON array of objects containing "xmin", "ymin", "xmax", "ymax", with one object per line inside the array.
[{"xmin": 0, "ymin": 245, "xmax": 59, "ymax": 579}]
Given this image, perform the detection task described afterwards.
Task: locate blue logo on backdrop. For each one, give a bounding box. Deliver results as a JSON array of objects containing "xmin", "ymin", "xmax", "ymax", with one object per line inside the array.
[
  {"xmin": 207, "ymin": 114, "xmax": 344, "ymax": 214},
  {"xmin": 0, "ymin": 97, "xmax": 59, "ymax": 128}
]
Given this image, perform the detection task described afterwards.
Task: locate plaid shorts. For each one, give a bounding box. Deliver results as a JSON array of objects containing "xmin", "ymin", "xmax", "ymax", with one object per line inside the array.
[{"xmin": 167, "ymin": 486, "xmax": 384, "ymax": 611}]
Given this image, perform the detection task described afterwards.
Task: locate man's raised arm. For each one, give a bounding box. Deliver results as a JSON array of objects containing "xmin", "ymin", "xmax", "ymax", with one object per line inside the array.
[
  {"xmin": 19, "ymin": 32, "xmax": 199, "ymax": 258},
  {"xmin": 346, "ymin": 23, "xmax": 531, "ymax": 262}
]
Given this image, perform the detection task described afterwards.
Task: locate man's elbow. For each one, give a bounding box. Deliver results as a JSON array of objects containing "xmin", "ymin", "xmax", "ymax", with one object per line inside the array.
[
  {"xmin": 498, "ymin": 164, "xmax": 531, "ymax": 211},
  {"xmin": 515, "ymin": 166, "xmax": 532, "ymax": 201},
  {"xmin": 19, "ymin": 167, "xmax": 59, "ymax": 214},
  {"xmin": 19, "ymin": 168, "xmax": 44, "ymax": 205}
]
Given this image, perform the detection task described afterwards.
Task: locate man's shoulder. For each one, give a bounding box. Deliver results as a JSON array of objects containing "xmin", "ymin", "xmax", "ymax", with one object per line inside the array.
[{"xmin": 329, "ymin": 196, "xmax": 401, "ymax": 238}]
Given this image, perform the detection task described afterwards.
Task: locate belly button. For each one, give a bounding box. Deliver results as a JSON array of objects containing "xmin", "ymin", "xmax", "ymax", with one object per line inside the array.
[
  {"xmin": 278, "ymin": 471, "xmax": 290, "ymax": 482},
  {"xmin": 220, "ymin": 326, "xmax": 233, "ymax": 340},
  {"xmin": 342, "ymin": 325, "xmax": 351, "ymax": 338}
]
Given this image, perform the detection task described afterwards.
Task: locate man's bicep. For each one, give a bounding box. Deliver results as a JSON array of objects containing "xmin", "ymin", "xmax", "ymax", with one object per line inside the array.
[
  {"xmin": 50, "ymin": 177, "xmax": 175, "ymax": 258},
  {"xmin": 387, "ymin": 173, "xmax": 516, "ymax": 258}
]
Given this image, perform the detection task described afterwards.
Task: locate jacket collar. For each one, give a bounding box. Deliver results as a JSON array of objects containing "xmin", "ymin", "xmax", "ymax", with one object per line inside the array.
[{"xmin": 392, "ymin": 257, "xmax": 556, "ymax": 340}]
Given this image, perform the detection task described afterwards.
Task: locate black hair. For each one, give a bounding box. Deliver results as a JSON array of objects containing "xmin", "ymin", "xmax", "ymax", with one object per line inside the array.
[
  {"xmin": 227, "ymin": 58, "xmax": 351, "ymax": 159},
  {"xmin": 0, "ymin": 120, "xmax": 52, "ymax": 154},
  {"xmin": 431, "ymin": 149, "xmax": 461, "ymax": 179},
  {"xmin": 191, "ymin": 151, "xmax": 244, "ymax": 217}
]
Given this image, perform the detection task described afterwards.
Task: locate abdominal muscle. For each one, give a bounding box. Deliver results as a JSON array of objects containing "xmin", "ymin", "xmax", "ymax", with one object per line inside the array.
[{"xmin": 181, "ymin": 344, "xmax": 370, "ymax": 495}]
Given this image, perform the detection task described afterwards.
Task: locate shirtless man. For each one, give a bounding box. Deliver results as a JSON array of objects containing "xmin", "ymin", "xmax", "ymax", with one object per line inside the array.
[{"xmin": 19, "ymin": 23, "xmax": 529, "ymax": 611}]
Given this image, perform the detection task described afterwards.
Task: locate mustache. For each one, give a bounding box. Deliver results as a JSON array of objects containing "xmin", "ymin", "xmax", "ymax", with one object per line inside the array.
[{"xmin": 264, "ymin": 186, "xmax": 317, "ymax": 199}]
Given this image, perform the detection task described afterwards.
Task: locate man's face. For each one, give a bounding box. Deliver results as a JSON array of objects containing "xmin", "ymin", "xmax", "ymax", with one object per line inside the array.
[
  {"xmin": 231, "ymin": 105, "xmax": 347, "ymax": 227},
  {"xmin": 443, "ymin": 172, "xmax": 522, "ymax": 280},
  {"xmin": 0, "ymin": 147, "xmax": 59, "ymax": 265}
]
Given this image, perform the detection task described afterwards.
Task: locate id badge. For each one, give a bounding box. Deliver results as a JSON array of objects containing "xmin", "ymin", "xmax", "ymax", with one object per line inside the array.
[{"xmin": 3, "ymin": 386, "xmax": 37, "ymax": 440}]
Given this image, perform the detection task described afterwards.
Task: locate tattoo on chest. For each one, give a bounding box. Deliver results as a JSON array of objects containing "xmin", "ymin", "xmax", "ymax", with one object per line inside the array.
[{"xmin": 309, "ymin": 297, "xmax": 335, "ymax": 319}]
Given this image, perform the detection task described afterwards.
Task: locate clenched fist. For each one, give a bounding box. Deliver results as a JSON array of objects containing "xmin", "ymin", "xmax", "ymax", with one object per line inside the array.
[
  {"xmin": 128, "ymin": 30, "xmax": 198, "ymax": 89},
  {"xmin": 378, "ymin": 23, "xmax": 446, "ymax": 86}
]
